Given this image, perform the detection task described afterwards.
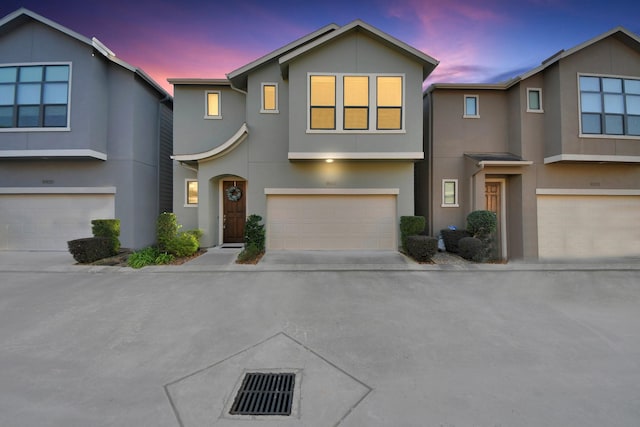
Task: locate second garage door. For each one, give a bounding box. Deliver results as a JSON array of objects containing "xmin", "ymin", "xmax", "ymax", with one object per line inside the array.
[{"xmin": 266, "ymin": 194, "xmax": 397, "ymax": 250}]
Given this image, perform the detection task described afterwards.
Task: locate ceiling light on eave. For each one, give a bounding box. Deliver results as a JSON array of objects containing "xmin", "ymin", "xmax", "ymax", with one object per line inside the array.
[{"xmin": 325, "ymin": 159, "xmax": 334, "ymax": 163}]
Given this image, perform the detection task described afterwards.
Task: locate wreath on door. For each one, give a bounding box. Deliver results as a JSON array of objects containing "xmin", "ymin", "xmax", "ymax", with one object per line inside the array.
[{"xmin": 226, "ymin": 185, "xmax": 242, "ymax": 201}]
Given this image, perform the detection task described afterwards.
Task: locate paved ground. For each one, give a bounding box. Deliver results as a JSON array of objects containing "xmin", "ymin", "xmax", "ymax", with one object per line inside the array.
[{"xmin": 0, "ymin": 251, "xmax": 639, "ymax": 426}]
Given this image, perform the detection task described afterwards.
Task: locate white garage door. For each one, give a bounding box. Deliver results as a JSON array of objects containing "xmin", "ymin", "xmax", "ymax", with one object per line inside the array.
[
  {"xmin": 266, "ymin": 194, "xmax": 397, "ymax": 250},
  {"xmin": 537, "ymin": 194, "xmax": 640, "ymax": 259},
  {"xmin": 0, "ymin": 194, "xmax": 115, "ymax": 250}
]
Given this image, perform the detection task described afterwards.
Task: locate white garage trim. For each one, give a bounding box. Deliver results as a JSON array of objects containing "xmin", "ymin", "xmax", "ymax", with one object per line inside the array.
[
  {"xmin": 265, "ymin": 188, "xmax": 399, "ymax": 195},
  {"xmin": 0, "ymin": 149, "xmax": 107, "ymax": 160},
  {"xmin": 537, "ymin": 188, "xmax": 640, "ymax": 196},
  {"xmin": 0, "ymin": 187, "xmax": 116, "ymax": 194}
]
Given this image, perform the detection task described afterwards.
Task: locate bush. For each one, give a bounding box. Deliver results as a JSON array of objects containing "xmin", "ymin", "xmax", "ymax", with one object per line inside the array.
[
  {"xmin": 184, "ymin": 228, "xmax": 203, "ymax": 242},
  {"xmin": 157, "ymin": 212, "xmax": 179, "ymax": 251},
  {"xmin": 165, "ymin": 232, "xmax": 199, "ymax": 257},
  {"xmin": 91, "ymin": 219, "xmax": 120, "ymax": 255},
  {"xmin": 68, "ymin": 237, "xmax": 113, "ymax": 263},
  {"xmin": 400, "ymin": 216, "xmax": 426, "ymax": 251},
  {"xmin": 154, "ymin": 251, "xmax": 175, "ymax": 265},
  {"xmin": 466, "ymin": 210, "xmax": 497, "ymax": 237},
  {"xmin": 237, "ymin": 243, "xmax": 262, "ymax": 263},
  {"xmin": 128, "ymin": 247, "xmax": 160, "ymax": 269},
  {"xmin": 440, "ymin": 229, "xmax": 471, "ymax": 254},
  {"xmin": 458, "ymin": 236, "xmax": 486, "ymax": 262},
  {"xmin": 244, "ymin": 214, "xmax": 265, "ymax": 251},
  {"xmin": 406, "ymin": 235, "xmax": 438, "ymax": 262}
]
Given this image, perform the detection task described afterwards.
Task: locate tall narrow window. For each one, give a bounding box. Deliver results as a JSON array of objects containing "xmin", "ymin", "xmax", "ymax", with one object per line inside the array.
[
  {"xmin": 376, "ymin": 76, "xmax": 402, "ymax": 130},
  {"xmin": 186, "ymin": 180, "xmax": 198, "ymax": 205},
  {"xmin": 310, "ymin": 75, "xmax": 336, "ymax": 129},
  {"xmin": 261, "ymin": 83, "xmax": 278, "ymax": 113},
  {"xmin": 343, "ymin": 76, "xmax": 369, "ymax": 130},
  {"xmin": 464, "ymin": 95, "xmax": 479, "ymax": 118},
  {"xmin": 206, "ymin": 91, "xmax": 221, "ymax": 118},
  {"xmin": 527, "ymin": 88, "xmax": 543, "ymax": 112},
  {"xmin": 442, "ymin": 179, "xmax": 459, "ymax": 207}
]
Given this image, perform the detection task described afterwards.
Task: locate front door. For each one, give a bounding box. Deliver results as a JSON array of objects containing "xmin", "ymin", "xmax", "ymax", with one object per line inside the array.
[
  {"xmin": 485, "ymin": 180, "xmax": 504, "ymax": 260},
  {"xmin": 223, "ymin": 181, "xmax": 246, "ymax": 243}
]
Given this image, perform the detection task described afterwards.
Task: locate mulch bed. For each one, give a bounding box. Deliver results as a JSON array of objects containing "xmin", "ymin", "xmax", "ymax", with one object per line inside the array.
[{"xmin": 87, "ymin": 248, "xmax": 207, "ymax": 267}]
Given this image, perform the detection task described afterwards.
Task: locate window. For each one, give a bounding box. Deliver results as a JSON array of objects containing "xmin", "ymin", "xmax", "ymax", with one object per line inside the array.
[
  {"xmin": 527, "ymin": 88, "xmax": 543, "ymax": 112},
  {"xmin": 0, "ymin": 64, "xmax": 70, "ymax": 129},
  {"xmin": 463, "ymin": 95, "xmax": 479, "ymax": 118},
  {"xmin": 308, "ymin": 73, "xmax": 404, "ymax": 132},
  {"xmin": 442, "ymin": 179, "xmax": 459, "ymax": 207},
  {"xmin": 261, "ymin": 83, "xmax": 278, "ymax": 113},
  {"xmin": 579, "ymin": 75, "xmax": 640, "ymax": 136},
  {"xmin": 310, "ymin": 75, "xmax": 336, "ymax": 129},
  {"xmin": 186, "ymin": 180, "xmax": 198, "ymax": 206},
  {"xmin": 205, "ymin": 91, "xmax": 221, "ymax": 119}
]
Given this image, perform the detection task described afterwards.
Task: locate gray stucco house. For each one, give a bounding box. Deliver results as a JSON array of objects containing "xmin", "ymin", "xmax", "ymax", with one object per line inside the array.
[
  {"xmin": 0, "ymin": 8, "xmax": 173, "ymax": 250},
  {"xmin": 417, "ymin": 27, "xmax": 640, "ymax": 261},
  {"xmin": 170, "ymin": 20, "xmax": 438, "ymax": 250}
]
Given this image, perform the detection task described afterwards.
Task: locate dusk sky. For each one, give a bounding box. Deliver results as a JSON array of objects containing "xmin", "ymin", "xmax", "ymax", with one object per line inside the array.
[{"xmin": 2, "ymin": 0, "xmax": 640, "ymax": 94}]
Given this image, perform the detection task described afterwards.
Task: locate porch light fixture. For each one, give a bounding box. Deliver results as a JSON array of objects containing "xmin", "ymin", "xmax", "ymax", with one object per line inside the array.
[{"xmin": 325, "ymin": 158, "xmax": 334, "ymax": 163}]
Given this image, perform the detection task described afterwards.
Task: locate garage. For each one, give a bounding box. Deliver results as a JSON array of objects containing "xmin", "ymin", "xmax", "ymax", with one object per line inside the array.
[
  {"xmin": 537, "ymin": 192, "xmax": 640, "ymax": 259},
  {"xmin": 0, "ymin": 192, "xmax": 115, "ymax": 250},
  {"xmin": 266, "ymin": 191, "xmax": 397, "ymax": 250}
]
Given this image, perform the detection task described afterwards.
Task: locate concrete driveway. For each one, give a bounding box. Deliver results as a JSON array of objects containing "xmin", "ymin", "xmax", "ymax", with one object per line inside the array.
[{"xmin": 1, "ymin": 253, "xmax": 639, "ymax": 426}]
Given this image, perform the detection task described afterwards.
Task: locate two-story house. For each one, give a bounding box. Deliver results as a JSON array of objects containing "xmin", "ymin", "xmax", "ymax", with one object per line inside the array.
[
  {"xmin": 417, "ymin": 27, "xmax": 640, "ymax": 260},
  {"xmin": 171, "ymin": 20, "xmax": 438, "ymax": 250},
  {"xmin": 0, "ymin": 9, "xmax": 173, "ymax": 251}
]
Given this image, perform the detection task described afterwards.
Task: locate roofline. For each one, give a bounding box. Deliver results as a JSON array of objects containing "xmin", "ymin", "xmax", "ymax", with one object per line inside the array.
[
  {"xmin": 279, "ymin": 19, "xmax": 438, "ymax": 79},
  {"xmin": 0, "ymin": 8, "xmax": 170, "ymax": 99},
  {"xmin": 168, "ymin": 78, "xmax": 231, "ymax": 86}
]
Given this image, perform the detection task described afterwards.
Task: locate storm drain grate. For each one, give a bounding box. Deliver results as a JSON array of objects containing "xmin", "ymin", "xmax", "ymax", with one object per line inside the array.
[{"xmin": 229, "ymin": 372, "xmax": 295, "ymax": 416}]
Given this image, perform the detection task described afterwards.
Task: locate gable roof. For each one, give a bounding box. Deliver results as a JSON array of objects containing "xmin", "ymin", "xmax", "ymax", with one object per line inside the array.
[
  {"xmin": 0, "ymin": 8, "xmax": 170, "ymax": 99},
  {"xmin": 279, "ymin": 20, "xmax": 439, "ymax": 80},
  {"xmin": 427, "ymin": 26, "xmax": 640, "ymax": 94},
  {"xmin": 227, "ymin": 23, "xmax": 339, "ymax": 91}
]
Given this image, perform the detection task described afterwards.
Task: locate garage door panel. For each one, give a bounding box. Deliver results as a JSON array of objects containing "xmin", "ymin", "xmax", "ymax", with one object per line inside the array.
[
  {"xmin": 267, "ymin": 194, "xmax": 397, "ymax": 250},
  {"xmin": 537, "ymin": 195, "xmax": 640, "ymax": 259}
]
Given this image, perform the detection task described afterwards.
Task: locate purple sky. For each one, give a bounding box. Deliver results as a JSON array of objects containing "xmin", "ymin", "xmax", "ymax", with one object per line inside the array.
[{"xmin": 2, "ymin": 0, "xmax": 639, "ymax": 94}]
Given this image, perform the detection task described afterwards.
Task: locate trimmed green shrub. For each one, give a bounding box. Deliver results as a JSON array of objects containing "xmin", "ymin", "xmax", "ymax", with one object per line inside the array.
[
  {"xmin": 91, "ymin": 219, "xmax": 120, "ymax": 255},
  {"xmin": 466, "ymin": 210, "xmax": 497, "ymax": 237},
  {"xmin": 244, "ymin": 214, "xmax": 265, "ymax": 251},
  {"xmin": 184, "ymin": 228, "xmax": 203, "ymax": 243},
  {"xmin": 459, "ymin": 236, "xmax": 486, "ymax": 262},
  {"xmin": 157, "ymin": 212, "xmax": 179, "ymax": 251},
  {"xmin": 154, "ymin": 252, "xmax": 175, "ymax": 265},
  {"xmin": 406, "ymin": 235, "xmax": 438, "ymax": 262},
  {"xmin": 165, "ymin": 232, "xmax": 199, "ymax": 257},
  {"xmin": 400, "ymin": 216, "xmax": 426, "ymax": 251},
  {"xmin": 237, "ymin": 243, "xmax": 262, "ymax": 263},
  {"xmin": 128, "ymin": 247, "xmax": 160, "ymax": 269},
  {"xmin": 68, "ymin": 237, "xmax": 113, "ymax": 263},
  {"xmin": 440, "ymin": 229, "xmax": 471, "ymax": 254}
]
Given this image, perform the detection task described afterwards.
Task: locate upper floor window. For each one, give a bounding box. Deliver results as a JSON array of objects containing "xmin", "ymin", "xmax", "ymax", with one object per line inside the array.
[
  {"xmin": 261, "ymin": 83, "xmax": 278, "ymax": 113},
  {"xmin": 579, "ymin": 75, "xmax": 640, "ymax": 136},
  {"xmin": 205, "ymin": 91, "xmax": 221, "ymax": 119},
  {"xmin": 527, "ymin": 88, "xmax": 543, "ymax": 112},
  {"xmin": 0, "ymin": 64, "xmax": 70, "ymax": 129},
  {"xmin": 308, "ymin": 73, "xmax": 404, "ymax": 132},
  {"xmin": 464, "ymin": 95, "xmax": 479, "ymax": 118}
]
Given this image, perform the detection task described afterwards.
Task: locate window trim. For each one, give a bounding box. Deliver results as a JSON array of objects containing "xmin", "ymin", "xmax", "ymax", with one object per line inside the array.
[
  {"xmin": 527, "ymin": 88, "xmax": 543, "ymax": 113},
  {"xmin": 185, "ymin": 179, "xmax": 198, "ymax": 207},
  {"xmin": 0, "ymin": 62, "xmax": 72, "ymax": 132},
  {"xmin": 441, "ymin": 179, "xmax": 459, "ymax": 207},
  {"xmin": 577, "ymin": 72, "xmax": 640, "ymax": 139},
  {"xmin": 463, "ymin": 95, "xmax": 479, "ymax": 118},
  {"xmin": 204, "ymin": 90, "xmax": 221, "ymax": 119},
  {"xmin": 261, "ymin": 82, "xmax": 279, "ymax": 114},
  {"xmin": 306, "ymin": 72, "xmax": 405, "ymax": 134}
]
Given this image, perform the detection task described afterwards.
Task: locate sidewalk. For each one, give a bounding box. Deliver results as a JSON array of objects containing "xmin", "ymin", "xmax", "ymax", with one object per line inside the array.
[{"xmin": 1, "ymin": 248, "xmax": 639, "ymax": 273}]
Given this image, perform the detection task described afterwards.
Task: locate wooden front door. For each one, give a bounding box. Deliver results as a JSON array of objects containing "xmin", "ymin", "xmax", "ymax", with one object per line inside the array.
[
  {"xmin": 223, "ymin": 181, "xmax": 246, "ymax": 243},
  {"xmin": 485, "ymin": 181, "xmax": 503, "ymax": 259}
]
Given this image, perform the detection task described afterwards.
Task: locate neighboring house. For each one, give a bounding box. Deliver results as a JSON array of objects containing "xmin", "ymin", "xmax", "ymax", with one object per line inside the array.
[
  {"xmin": 0, "ymin": 9, "xmax": 173, "ymax": 250},
  {"xmin": 170, "ymin": 20, "xmax": 437, "ymax": 250},
  {"xmin": 417, "ymin": 27, "xmax": 640, "ymax": 260}
]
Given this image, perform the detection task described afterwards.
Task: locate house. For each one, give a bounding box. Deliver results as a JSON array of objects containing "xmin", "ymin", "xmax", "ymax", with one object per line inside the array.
[
  {"xmin": 170, "ymin": 20, "xmax": 438, "ymax": 250},
  {"xmin": 417, "ymin": 27, "xmax": 640, "ymax": 260},
  {"xmin": 0, "ymin": 8, "xmax": 173, "ymax": 251}
]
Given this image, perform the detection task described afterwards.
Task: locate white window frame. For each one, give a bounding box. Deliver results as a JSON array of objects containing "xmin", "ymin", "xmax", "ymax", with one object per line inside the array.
[
  {"xmin": 260, "ymin": 82, "xmax": 279, "ymax": 113},
  {"xmin": 204, "ymin": 90, "xmax": 221, "ymax": 119},
  {"xmin": 463, "ymin": 95, "xmax": 479, "ymax": 118},
  {"xmin": 306, "ymin": 72, "xmax": 405, "ymax": 134},
  {"xmin": 441, "ymin": 179, "xmax": 459, "ymax": 207},
  {"xmin": 185, "ymin": 179, "xmax": 198, "ymax": 207},
  {"xmin": 527, "ymin": 88, "xmax": 543, "ymax": 113},
  {"xmin": 0, "ymin": 62, "xmax": 72, "ymax": 132}
]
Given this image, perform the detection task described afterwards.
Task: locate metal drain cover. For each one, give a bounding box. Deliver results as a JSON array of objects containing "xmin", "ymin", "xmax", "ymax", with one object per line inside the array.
[{"xmin": 229, "ymin": 372, "xmax": 295, "ymax": 416}]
